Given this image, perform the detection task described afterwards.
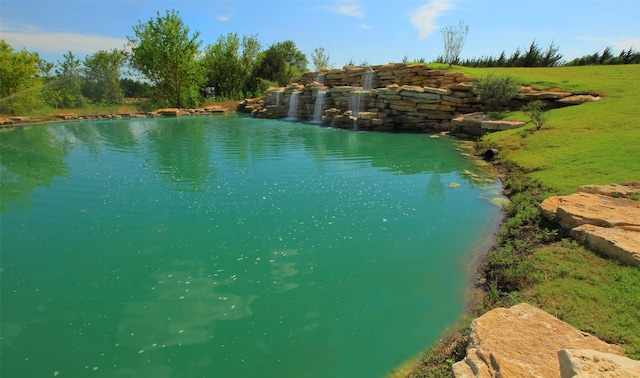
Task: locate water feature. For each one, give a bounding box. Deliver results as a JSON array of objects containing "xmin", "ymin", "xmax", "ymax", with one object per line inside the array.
[
  {"xmin": 287, "ymin": 91, "xmax": 300, "ymax": 119},
  {"xmin": 0, "ymin": 115, "xmax": 503, "ymax": 377},
  {"xmin": 312, "ymin": 91, "xmax": 326, "ymax": 123},
  {"xmin": 347, "ymin": 71, "xmax": 375, "ymax": 119},
  {"xmin": 275, "ymin": 90, "xmax": 282, "ymax": 107},
  {"xmin": 348, "ymin": 90, "xmax": 364, "ymax": 116},
  {"xmin": 362, "ymin": 70, "xmax": 375, "ymax": 91},
  {"xmin": 316, "ymin": 73, "xmax": 326, "ymax": 85}
]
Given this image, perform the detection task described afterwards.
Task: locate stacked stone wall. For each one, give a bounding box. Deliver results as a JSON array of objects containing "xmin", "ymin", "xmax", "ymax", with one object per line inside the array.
[{"xmin": 246, "ymin": 62, "xmax": 596, "ymax": 135}]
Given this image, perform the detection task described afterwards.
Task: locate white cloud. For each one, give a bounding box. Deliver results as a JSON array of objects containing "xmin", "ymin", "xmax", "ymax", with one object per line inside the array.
[
  {"xmin": 411, "ymin": 0, "xmax": 453, "ymax": 40},
  {"xmin": 216, "ymin": 15, "xmax": 230, "ymax": 22},
  {"xmin": 575, "ymin": 35, "xmax": 640, "ymax": 51},
  {"xmin": 332, "ymin": 0, "xmax": 364, "ymax": 18},
  {"xmin": 359, "ymin": 24, "xmax": 372, "ymax": 30},
  {"xmin": 1, "ymin": 22, "xmax": 128, "ymax": 56},
  {"xmin": 609, "ymin": 37, "xmax": 640, "ymax": 51}
]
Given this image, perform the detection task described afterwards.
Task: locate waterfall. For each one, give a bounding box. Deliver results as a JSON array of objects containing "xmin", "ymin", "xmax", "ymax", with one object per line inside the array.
[
  {"xmin": 348, "ymin": 90, "xmax": 363, "ymax": 115},
  {"xmin": 362, "ymin": 71, "xmax": 375, "ymax": 91},
  {"xmin": 316, "ymin": 73, "xmax": 326, "ymax": 85},
  {"xmin": 313, "ymin": 91, "xmax": 326, "ymax": 123},
  {"xmin": 275, "ymin": 91, "xmax": 282, "ymax": 107},
  {"xmin": 287, "ymin": 91, "xmax": 300, "ymax": 119}
]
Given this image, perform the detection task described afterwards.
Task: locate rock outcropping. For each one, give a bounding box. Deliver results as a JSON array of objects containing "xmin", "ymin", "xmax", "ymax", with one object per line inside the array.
[
  {"xmin": 242, "ymin": 63, "xmax": 596, "ymax": 136},
  {"xmin": 452, "ymin": 303, "xmax": 635, "ymax": 377},
  {"xmin": 540, "ymin": 183, "xmax": 640, "ymax": 266},
  {"xmin": 558, "ymin": 349, "xmax": 640, "ymax": 377}
]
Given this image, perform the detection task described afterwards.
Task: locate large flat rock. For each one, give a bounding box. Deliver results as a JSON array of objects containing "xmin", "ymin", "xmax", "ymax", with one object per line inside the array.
[
  {"xmin": 452, "ymin": 303, "xmax": 624, "ymax": 378},
  {"xmin": 571, "ymin": 224, "xmax": 640, "ymax": 266},
  {"xmin": 540, "ymin": 186, "xmax": 640, "ymax": 266},
  {"xmin": 540, "ymin": 192, "xmax": 640, "ymax": 230},
  {"xmin": 558, "ymin": 349, "xmax": 640, "ymax": 377}
]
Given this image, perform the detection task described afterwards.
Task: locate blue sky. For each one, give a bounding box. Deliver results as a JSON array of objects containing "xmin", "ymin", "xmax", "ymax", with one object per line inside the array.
[{"xmin": 1, "ymin": 0, "xmax": 639, "ymax": 68}]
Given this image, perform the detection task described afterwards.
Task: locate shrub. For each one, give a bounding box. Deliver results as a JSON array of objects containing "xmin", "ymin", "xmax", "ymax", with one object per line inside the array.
[
  {"xmin": 473, "ymin": 74, "xmax": 520, "ymax": 111},
  {"xmin": 522, "ymin": 100, "xmax": 548, "ymax": 130}
]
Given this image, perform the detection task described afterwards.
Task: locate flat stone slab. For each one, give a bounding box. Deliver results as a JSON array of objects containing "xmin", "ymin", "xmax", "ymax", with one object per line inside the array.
[
  {"xmin": 540, "ymin": 186, "xmax": 640, "ymax": 266},
  {"xmin": 571, "ymin": 224, "xmax": 640, "ymax": 266},
  {"xmin": 541, "ymin": 192, "xmax": 640, "ymax": 229},
  {"xmin": 452, "ymin": 303, "xmax": 623, "ymax": 378},
  {"xmin": 558, "ymin": 349, "xmax": 640, "ymax": 378},
  {"xmin": 480, "ymin": 119, "xmax": 526, "ymax": 131},
  {"xmin": 579, "ymin": 183, "xmax": 640, "ymax": 199}
]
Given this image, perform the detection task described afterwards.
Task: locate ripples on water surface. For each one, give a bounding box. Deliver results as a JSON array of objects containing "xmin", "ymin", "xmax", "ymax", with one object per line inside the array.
[{"xmin": 0, "ymin": 115, "xmax": 502, "ymax": 377}]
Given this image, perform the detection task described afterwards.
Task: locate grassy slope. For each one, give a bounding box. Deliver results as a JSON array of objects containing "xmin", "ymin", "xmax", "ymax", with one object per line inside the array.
[
  {"xmin": 469, "ymin": 65, "xmax": 640, "ymax": 354},
  {"xmin": 404, "ymin": 65, "xmax": 640, "ymax": 377},
  {"xmin": 461, "ymin": 65, "xmax": 640, "ymax": 194}
]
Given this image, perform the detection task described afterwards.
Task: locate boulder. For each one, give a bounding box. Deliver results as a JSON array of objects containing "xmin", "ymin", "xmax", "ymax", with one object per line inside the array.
[
  {"xmin": 558, "ymin": 349, "xmax": 640, "ymax": 378},
  {"xmin": 540, "ymin": 187, "xmax": 640, "ymax": 266},
  {"xmin": 452, "ymin": 303, "xmax": 623, "ymax": 378},
  {"xmin": 557, "ymin": 94, "xmax": 600, "ymax": 105},
  {"xmin": 155, "ymin": 108, "xmax": 180, "ymax": 117},
  {"xmin": 579, "ymin": 183, "xmax": 640, "ymax": 199},
  {"xmin": 540, "ymin": 192, "xmax": 640, "ymax": 230},
  {"xmin": 570, "ymin": 224, "xmax": 640, "ymax": 266}
]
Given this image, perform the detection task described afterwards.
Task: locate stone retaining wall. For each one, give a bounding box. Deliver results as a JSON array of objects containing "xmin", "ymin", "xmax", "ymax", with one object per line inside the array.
[{"xmin": 244, "ymin": 63, "xmax": 599, "ymax": 136}]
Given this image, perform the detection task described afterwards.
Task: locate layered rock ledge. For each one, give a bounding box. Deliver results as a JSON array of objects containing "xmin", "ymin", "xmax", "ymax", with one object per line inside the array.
[
  {"xmin": 452, "ymin": 303, "xmax": 639, "ymax": 377},
  {"xmin": 540, "ymin": 183, "xmax": 640, "ymax": 266}
]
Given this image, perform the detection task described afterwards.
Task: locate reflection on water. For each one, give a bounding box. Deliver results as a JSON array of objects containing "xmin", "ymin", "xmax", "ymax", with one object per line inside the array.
[{"xmin": 0, "ymin": 115, "xmax": 503, "ymax": 377}]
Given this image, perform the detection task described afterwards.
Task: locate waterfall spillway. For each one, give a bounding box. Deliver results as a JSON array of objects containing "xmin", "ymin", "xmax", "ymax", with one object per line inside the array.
[
  {"xmin": 275, "ymin": 91, "xmax": 282, "ymax": 107},
  {"xmin": 362, "ymin": 71, "xmax": 375, "ymax": 91},
  {"xmin": 348, "ymin": 90, "xmax": 364, "ymax": 116},
  {"xmin": 287, "ymin": 91, "xmax": 300, "ymax": 119},
  {"xmin": 316, "ymin": 73, "xmax": 326, "ymax": 85},
  {"xmin": 313, "ymin": 91, "xmax": 326, "ymax": 123}
]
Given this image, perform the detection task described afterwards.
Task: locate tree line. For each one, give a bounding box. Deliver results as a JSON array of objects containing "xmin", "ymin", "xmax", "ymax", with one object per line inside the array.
[
  {"xmin": 1, "ymin": 10, "xmax": 335, "ymax": 115},
  {"xmin": 437, "ymin": 39, "xmax": 640, "ymax": 68},
  {"xmin": 2, "ymin": 11, "xmax": 638, "ymax": 116}
]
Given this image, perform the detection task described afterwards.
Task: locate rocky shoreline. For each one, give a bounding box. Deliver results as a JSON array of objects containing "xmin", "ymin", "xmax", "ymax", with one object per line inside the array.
[{"xmin": 0, "ymin": 106, "xmax": 228, "ymax": 130}]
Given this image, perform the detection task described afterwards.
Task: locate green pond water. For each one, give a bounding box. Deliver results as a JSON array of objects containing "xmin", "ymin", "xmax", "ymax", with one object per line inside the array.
[{"xmin": 0, "ymin": 114, "xmax": 502, "ymax": 377}]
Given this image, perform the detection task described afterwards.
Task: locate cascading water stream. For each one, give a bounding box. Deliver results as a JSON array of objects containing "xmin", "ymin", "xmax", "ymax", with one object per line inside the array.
[
  {"xmin": 348, "ymin": 90, "xmax": 363, "ymax": 116},
  {"xmin": 316, "ymin": 73, "xmax": 326, "ymax": 85},
  {"xmin": 287, "ymin": 91, "xmax": 300, "ymax": 119},
  {"xmin": 362, "ymin": 71, "xmax": 375, "ymax": 91},
  {"xmin": 275, "ymin": 91, "xmax": 282, "ymax": 107},
  {"xmin": 313, "ymin": 91, "xmax": 326, "ymax": 123}
]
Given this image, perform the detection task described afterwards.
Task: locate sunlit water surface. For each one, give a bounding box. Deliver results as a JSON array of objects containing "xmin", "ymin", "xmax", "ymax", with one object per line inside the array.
[{"xmin": 1, "ymin": 115, "xmax": 502, "ymax": 377}]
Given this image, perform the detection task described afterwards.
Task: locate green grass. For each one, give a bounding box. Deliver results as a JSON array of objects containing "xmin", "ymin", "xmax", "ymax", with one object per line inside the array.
[
  {"xmin": 523, "ymin": 240, "xmax": 640, "ymax": 359},
  {"xmin": 408, "ymin": 65, "xmax": 640, "ymax": 377},
  {"xmin": 461, "ymin": 65, "xmax": 640, "ymax": 194}
]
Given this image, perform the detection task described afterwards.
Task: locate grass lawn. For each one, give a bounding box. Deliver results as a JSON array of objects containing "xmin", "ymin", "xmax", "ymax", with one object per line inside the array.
[
  {"xmin": 407, "ymin": 65, "xmax": 640, "ymax": 377},
  {"xmin": 468, "ymin": 65, "xmax": 640, "ymax": 356},
  {"xmin": 462, "ymin": 64, "xmax": 640, "ymax": 195}
]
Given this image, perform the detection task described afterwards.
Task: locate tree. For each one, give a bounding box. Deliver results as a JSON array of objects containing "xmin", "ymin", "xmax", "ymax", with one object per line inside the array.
[
  {"xmin": 273, "ymin": 40, "xmax": 308, "ymax": 74},
  {"xmin": 52, "ymin": 51, "xmax": 87, "ymax": 108},
  {"xmin": 128, "ymin": 10, "xmax": 205, "ymax": 108},
  {"xmin": 522, "ymin": 100, "xmax": 548, "ymax": 130},
  {"xmin": 253, "ymin": 46, "xmax": 289, "ymax": 86},
  {"xmin": 311, "ymin": 47, "xmax": 331, "ymax": 70},
  {"xmin": 441, "ymin": 21, "xmax": 469, "ymax": 67},
  {"xmin": 254, "ymin": 41, "xmax": 308, "ymax": 86},
  {"xmin": 203, "ymin": 33, "xmax": 261, "ymax": 100},
  {"xmin": 83, "ymin": 49, "xmax": 128, "ymax": 105},
  {"xmin": 120, "ymin": 78, "xmax": 153, "ymax": 98},
  {"xmin": 0, "ymin": 40, "xmax": 44, "ymax": 115}
]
